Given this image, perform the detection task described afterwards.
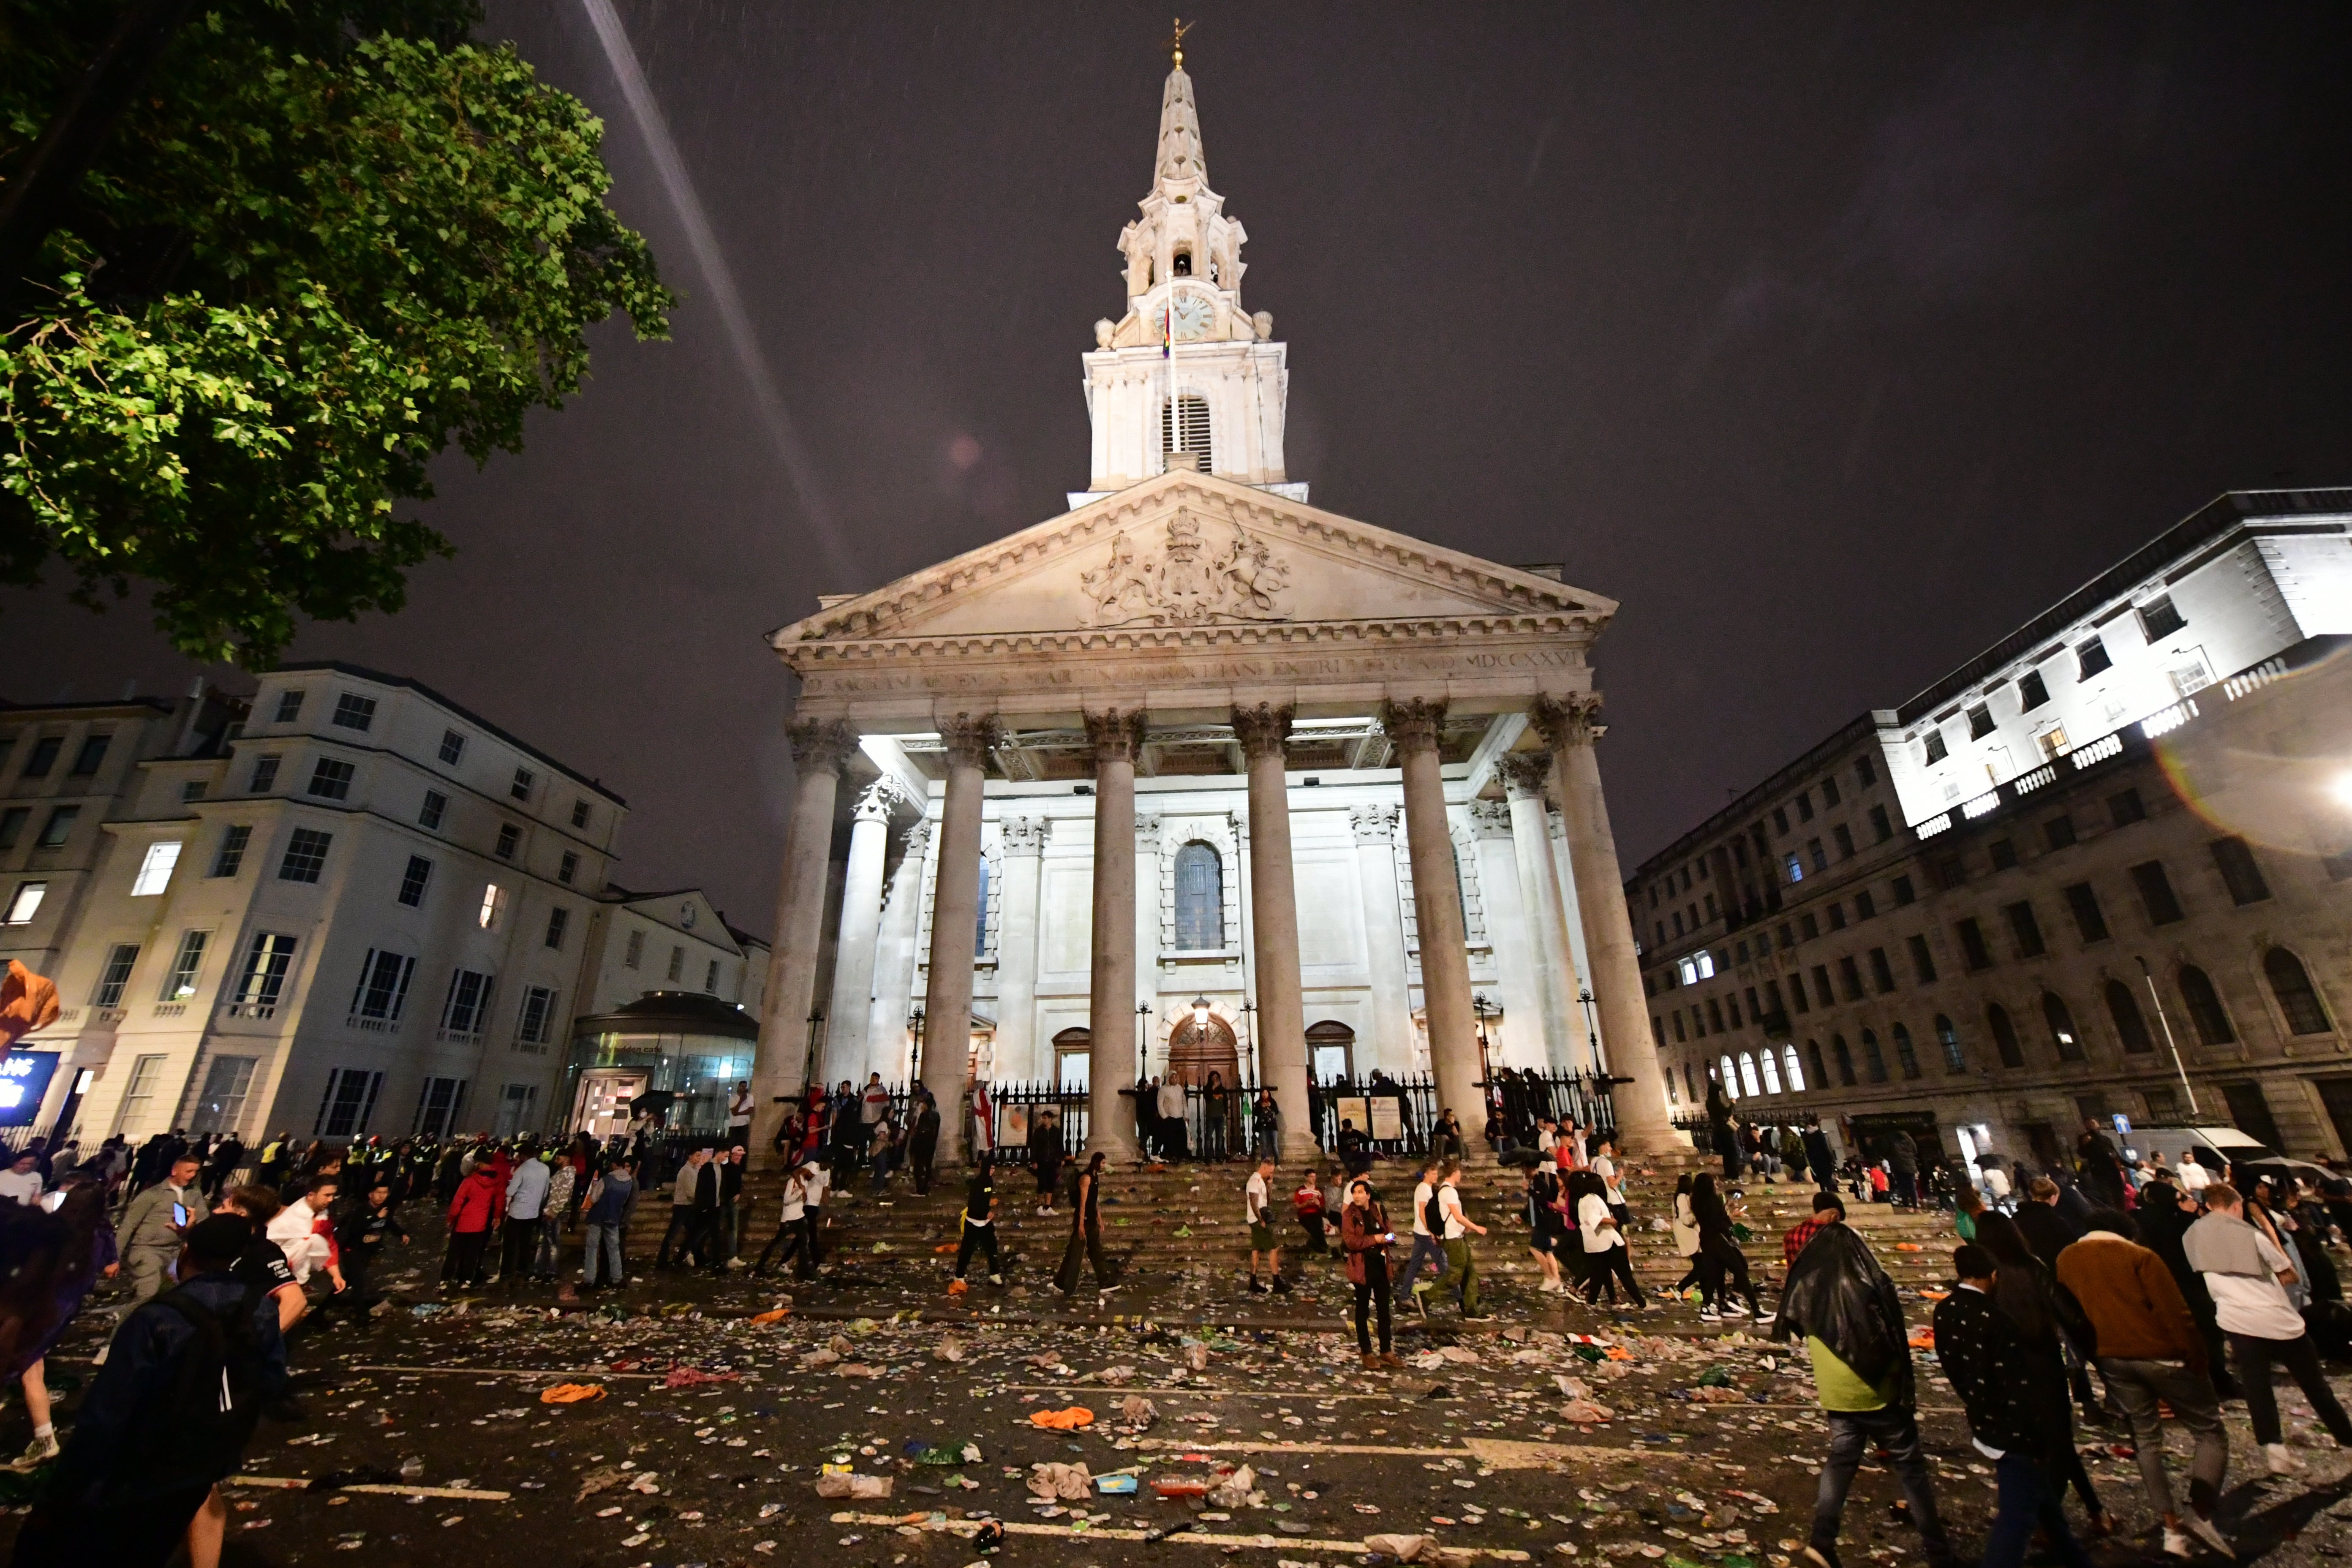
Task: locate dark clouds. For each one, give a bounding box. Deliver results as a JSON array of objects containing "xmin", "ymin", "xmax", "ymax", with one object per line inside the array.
[{"xmin": 4, "ymin": 1, "xmax": 2348, "ymax": 928}]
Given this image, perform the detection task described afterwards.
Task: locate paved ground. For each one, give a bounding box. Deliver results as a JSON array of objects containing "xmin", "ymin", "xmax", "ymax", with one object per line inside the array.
[{"xmin": 10, "ymin": 1177, "xmax": 2352, "ymax": 1568}]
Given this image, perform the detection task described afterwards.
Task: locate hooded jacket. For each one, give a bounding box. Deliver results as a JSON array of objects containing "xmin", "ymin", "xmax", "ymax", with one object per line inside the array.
[{"xmin": 1770, "ymin": 1221, "xmax": 1915, "ymax": 1410}]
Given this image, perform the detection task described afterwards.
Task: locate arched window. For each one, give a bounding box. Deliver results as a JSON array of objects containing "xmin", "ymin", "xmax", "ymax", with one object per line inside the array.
[
  {"xmin": 1739, "ymin": 1053, "xmax": 1762, "ymax": 1097},
  {"xmin": 2104, "ymin": 979, "xmax": 2154, "ymax": 1053},
  {"xmin": 974, "ymin": 858, "xmax": 991, "ymax": 958},
  {"xmin": 2178, "ymin": 965, "xmax": 2236, "ymax": 1045},
  {"xmin": 2044, "ymin": 991, "xmax": 2085, "ymax": 1061},
  {"xmin": 1832, "ymin": 1034, "xmax": 1857, "ymax": 1086},
  {"xmin": 1761, "ymin": 1049, "xmax": 1783, "ymax": 1094},
  {"xmin": 1172, "ymin": 248, "xmax": 1193, "ymax": 276},
  {"xmin": 1782, "ymin": 1044, "xmax": 1806, "ymax": 1092},
  {"xmin": 1720, "ymin": 1054, "xmax": 1740, "ymax": 1099},
  {"xmin": 1173, "ymin": 841, "xmax": 1224, "ymax": 950},
  {"xmin": 1987, "ymin": 1003, "xmax": 2025, "ymax": 1068},
  {"xmin": 1684, "ymin": 1063, "xmax": 1699, "ymax": 1102},
  {"xmin": 1162, "ymin": 395, "xmax": 1212, "ymax": 473},
  {"xmin": 1806, "ymin": 1039, "xmax": 1829, "ymax": 1089},
  {"xmin": 2266, "ymin": 947, "xmax": 2333, "ymax": 1036},
  {"xmin": 1935, "ymin": 1014, "xmax": 1965, "ymax": 1073},
  {"xmin": 1861, "ymin": 1029, "xmax": 1889, "ymax": 1083},
  {"xmin": 1891, "ymin": 1023, "xmax": 1921, "ymax": 1079}
]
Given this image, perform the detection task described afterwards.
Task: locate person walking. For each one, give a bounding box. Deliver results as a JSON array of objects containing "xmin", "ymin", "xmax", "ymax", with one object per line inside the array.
[
  {"xmin": 325, "ymin": 1177, "xmax": 408, "ymax": 1322},
  {"xmin": 1888, "ymin": 1130, "xmax": 1920, "ymax": 1210},
  {"xmin": 2187, "ymin": 1181, "xmax": 2352, "ymax": 1475},
  {"xmin": 577, "ymin": 1157, "xmax": 637, "ymax": 1290},
  {"xmin": 117, "ymin": 1152, "xmax": 201, "ymax": 1303},
  {"xmin": 500, "ymin": 1148, "xmax": 550, "ymax": 1285},
  {"xmin": 1526, "ymin": 1165, "xmax": 1568, "ymax": 1295},
  {"xmin": 1693, "ymin": 1172, "xmax": 1769, "ymax": 1323},
  {"xmin": 1972, "ymin": 1211, "xmax": 2112, "ymax": 1529},
  {"xmin": 1053, "ymin": 1152, "xmax": 1114, "ymax": 1294},
  {"xmin": 750, "ymin": 1160, "xmax": 814, "ymax": 1280},
  {"xmin": 909, "ymin": 1094, "xmax": 941, "ymax": 1196},
  {"xmin": 1934, "ymin": 1244, "xmax": 2095, "ymax": 1568},
  {"xmin": 2055, "ymin": 1210, "xmax": 2233, "ymax": 1558},
  {"xmin": 2077, "ymin": 1118, "xmax": 2130, "ymax": 1211},
  {"xmin": 1803, "ymin": 1124, "xmax": 1837, "ymax": 1191},
  {"xmin": 1245, "ymin": 1156, "xmax": 1286, "ymax": 1293},
  {"xmin": 1772, "ymin": 1201, "xmax": 1958, "ymax": 1568},
  {"xmin": 656, "ymin": 1146, "xmax": 709, "ymax": 1270},
  {"xmin": 1341, "ymin": 1177, "xmax": 1398, "ymax": 1367},
  {"xmin": 537, "ymin": 1154, "xmax": 577, "ymax": 1280},
  {"xmin": 1423, "ymin": 1157, "xmax": 1489, "ymax": 1320},
  {"xmin": 1395, "ymin": 1157, "xmax": 1443, "ymax": 1305},
  {"xmin": 1668, "ymin": 1173, "xmax": 1707, "ymax": 1303},
  {"xmin": 5, "ymin": 1181, "xmax": 116, "ymax": 1470},
  {"xmin": 715, "ymin": 1145, "xmax": 747, "ymax": 1268},
  {"xmin": 444, "ymin": 1156, "xmax": 501, "ymax": 1287},
  {"xmin": 951, "ymin": 1157, "xmax": 1002, "ymax": 1290},
  {"xmin": 1575, "ymin": 1169, "xmax": 1644, "ymax": 1309}
]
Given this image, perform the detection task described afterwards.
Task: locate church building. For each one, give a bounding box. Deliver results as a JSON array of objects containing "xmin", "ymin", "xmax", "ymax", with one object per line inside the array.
[{"xmin": 754, "ymin": 53, "xmax": 1681, "ymax": 1165}]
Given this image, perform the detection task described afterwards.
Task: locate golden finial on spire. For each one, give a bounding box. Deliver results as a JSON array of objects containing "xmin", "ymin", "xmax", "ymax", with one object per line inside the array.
[{"xmin": 1165, "ymin": 16, "xmax": 1194, "ymax": 70}]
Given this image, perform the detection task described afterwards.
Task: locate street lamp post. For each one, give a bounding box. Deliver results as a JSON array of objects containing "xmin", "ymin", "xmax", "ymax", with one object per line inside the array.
[
  {"xmin": 907, "ymin": 1004, "xmax": 925, "ymax": 1087},
  {"xmin": 1578, "ymin": 987, "xmax": 1605, "ymax": 1076},
  {"xmin": 2138, "ymin": 956, "xmax": 2200, "ymax": 1118},
  {"xmin": 1471, "ymin": 992, "xmax": 1496, "ymax": 1100},
  {"xmin": 1239, "ymin": 999, "xmax": 1257, "ymax": 1084},
  {"xmin": 1136, "ymin": 1000, "xmax": 1153, "ymax": 1081},
  {"xmin": 802, "ymin": 1007, "xmax": 825, "ymax": 1094}
]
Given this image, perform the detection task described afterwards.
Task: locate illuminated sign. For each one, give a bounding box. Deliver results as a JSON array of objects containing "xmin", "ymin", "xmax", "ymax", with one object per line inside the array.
[{"xmin": 0, "ymin": 1052, "xmax": 61, "ymax": 1129}]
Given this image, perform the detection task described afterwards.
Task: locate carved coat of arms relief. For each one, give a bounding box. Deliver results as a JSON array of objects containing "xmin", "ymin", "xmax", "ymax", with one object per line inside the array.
[{"xmin": 1077, "ymin": 509, "xmax": 1293, "ymax": 627}]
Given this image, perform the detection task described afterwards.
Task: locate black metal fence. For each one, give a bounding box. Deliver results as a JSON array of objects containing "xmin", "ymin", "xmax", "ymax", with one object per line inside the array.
[{"xmin": 1484, "ymin": 1069, "xmax": 1620, "ymax": 1145}]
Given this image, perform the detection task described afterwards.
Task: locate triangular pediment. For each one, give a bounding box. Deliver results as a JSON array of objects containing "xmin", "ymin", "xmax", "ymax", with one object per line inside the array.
[{"xmin": 771, "ymin": 473, "xmax": 1614, "ymax": 653}]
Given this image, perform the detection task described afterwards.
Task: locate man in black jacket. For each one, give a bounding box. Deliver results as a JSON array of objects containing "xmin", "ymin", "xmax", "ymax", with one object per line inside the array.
[
  {"xmin": 1803, "ymin": 1126, "xmax": 1837, "ymax": 1192},
  {"xmin": 1933, "ymin": 1245, "xmax": 2093, "ymax": 1568},
  {"xmin": 2014, "ymin": 1177, "xmax": 2083, "ymax": 1270}
]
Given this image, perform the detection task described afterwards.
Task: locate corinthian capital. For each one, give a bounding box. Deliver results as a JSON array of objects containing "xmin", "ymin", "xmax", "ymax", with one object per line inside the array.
[
  {"xmin": 1494, "ymin": 750, "xmax": 1553, "ymax": 802},
  {"xmin": 1083, "ymin": 706, "xmax": 1149, "ymax": 763},
  {"xmin": 999, "ymin": 815, "xmax": 1050, "ymax": 857},
  {"xmin": 1230, "ymin": 701, "xmax": 1294, "ymax": 760},
  {"xmin": 788, "ymin": 717, "xmax": 859, "ymax": 773},
  {"xmin": 937, "ymin": 712, "xmax": 1002, "ymax": 770},
  {"xmin": 1380, "ymin": 697, "xmax": 1447, "ymax": 755},
  {"xmin": 1468, "ymin": 799, "xmax": 1514, "ymax": 839},
  {"xmin": 854, "ymin": 778, "xmax": 907, "ymax": 822},
  {"xmin": 1529, "ymin": 692, "xmax": 1604, "ymax": 751},
  {"xmin": 1349, "ymin": 803, "xmax": 1399, "ymax": 844}
]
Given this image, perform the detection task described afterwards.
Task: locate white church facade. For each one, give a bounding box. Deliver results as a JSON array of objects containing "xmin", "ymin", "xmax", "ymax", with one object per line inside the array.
[{"xmin": 752, "ymin": 56, "xmax": 1682, "ymax": 1165}]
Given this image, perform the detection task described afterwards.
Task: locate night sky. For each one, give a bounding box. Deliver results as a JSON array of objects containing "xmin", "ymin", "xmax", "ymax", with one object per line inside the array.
[{"xmin": 6, "ymin": 3, "xmax": 2350, "ymax": 936}]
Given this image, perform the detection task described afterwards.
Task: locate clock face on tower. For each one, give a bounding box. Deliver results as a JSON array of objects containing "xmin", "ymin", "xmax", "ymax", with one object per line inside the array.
[{"xmin": 1168, "ymin": 291, "xmax": 1214, "ymax": 342}]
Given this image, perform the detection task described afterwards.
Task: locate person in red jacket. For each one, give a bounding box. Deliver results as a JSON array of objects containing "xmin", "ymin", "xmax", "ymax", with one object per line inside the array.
[{"xmin": 445, "ymin": 1163, "xmax": 503, "ymax": 1286}]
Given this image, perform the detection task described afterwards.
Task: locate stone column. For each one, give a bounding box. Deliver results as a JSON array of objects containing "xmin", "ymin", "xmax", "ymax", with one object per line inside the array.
[
  {"xmin": 822, "ymin": 781, "xmax": 899, "ymax": 1086},
  {"xmin": 1470, "ymin": 799, "xmax": 1544, "ymax": 1070},
  {"xmin": 1499, "ymin": 752, "xmax": 1592, "ymax": 1070},
  {"xmin": 994, "ymin": 816, "xmax": 1049, "ymax": 1080},
  {"xmin": 1233, "ymin": 702, "xmax": 1318, "ymax": 1163},
  {"xmin": 1533, "ymin": 693, "xmax": 1684, "ymax": 1150},
  {"xmin": 865, "ymin": 819, "xmax": 929, "ymax": 1082},
  {"xmin": 1084, "ymin": 708, "xmax": 1146, "ymax": 1160},
  {"xmin": 1350, "ymin": 805, "xmax": 1416, "ymax": 1077},
  {"xmin": 753, "ymin": 717, "xmax": 857, "ymax": 1160},
  {"xmin": 919, "ymin": 713, "xmax": 997, "ymax": 1168},
  {"xmin": 1385, "ymin": 699, "xmax": 1484, "ymax": 1141}
]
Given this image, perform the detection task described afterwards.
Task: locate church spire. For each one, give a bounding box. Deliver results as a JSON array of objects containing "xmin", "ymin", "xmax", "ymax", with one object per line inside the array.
[{"xmin": 1154, "ymin": 21, "xmax": 1206, "ymax": 191}]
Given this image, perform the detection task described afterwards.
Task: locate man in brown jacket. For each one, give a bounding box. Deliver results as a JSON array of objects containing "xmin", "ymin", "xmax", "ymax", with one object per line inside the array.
[{"xmin": 2055, "ymin": 1209, "xmax": 2230, "ymax": 1559}]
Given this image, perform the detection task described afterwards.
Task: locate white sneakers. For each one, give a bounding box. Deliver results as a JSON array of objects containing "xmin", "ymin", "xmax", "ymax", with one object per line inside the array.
[
  {"xmin": 2183, "ymin": 1513, "xmax": 2235, "ymax": 1558},
  {"xmin": 2265, "ymin": 1442, "xmax": 2303, "ymax": 1475}
]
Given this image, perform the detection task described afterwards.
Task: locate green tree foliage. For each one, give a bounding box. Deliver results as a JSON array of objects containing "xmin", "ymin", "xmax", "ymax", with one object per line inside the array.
[{"xmin": 0, "ymin": 1, "xmax": 672, "ymax": 664}]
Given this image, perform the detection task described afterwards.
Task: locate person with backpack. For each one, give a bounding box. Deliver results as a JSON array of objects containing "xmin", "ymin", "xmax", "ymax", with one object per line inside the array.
[
  {"xmin": 11, "ymin": 1214, "xmax": 287, "ymax": 1568},
  {"xmin": 1418, "ymin": 1158, "xmax": 1489, "ymax": 1320},
  {"xmin": 578, "ymin": 1157, "xmax": 639, "ymax": 1290},
  {"xmin": 1394, "ymin": 1157, "xmax": 1443, "ymax": 1306}
]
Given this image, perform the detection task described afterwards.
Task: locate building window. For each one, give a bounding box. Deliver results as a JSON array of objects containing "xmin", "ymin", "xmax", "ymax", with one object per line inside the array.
[
  {"xmin": 510, "ymin": 765, "xmax": 535, "ymax": 802},
  {"xmin": 975, "ymin": 858, "xmax": 992, "ymax": 958},
  {"xmin": 1833, "ymin": 824, "xmax": 1855, "ymax": 860},
  {"xmin": 2044, "ymin": 991, "xmax": 2085, "ymax": 1061},
  {"xmin": 314, "ymin": 1067, "xmax": 384, "ymax": 1136},
  {"xmin": 2105, "ymin": 978, "xmax": 2154, "ymax": 1054},
  {"xmin": 1773, "ymin": 806, "xmax": 1789, "ymax": 835},
  {"xmin": 1956, "ymin": 917, "xmax": 1993, "ymax": 971},
  {"xmin": 2178, "ymin": 965, "xmax": 2235, "ymax": 1045},
  {"xmin": 249, "ymin": 754, "xmax": 281, "ymax": 792},
  {"xmin": 1935, "ymin": 1014, "xmax": 1965, "ymax": 1073},
  {"xmin": 413, "ymin": 1076, "xmax": 467, "ymax": 1138},
  {"xmin": 2077, "ymin": 637, "xmax": 2112, "ymax": 679},
  {"xmin": 495, "ymin": 823, "xmax": 520, "ymax": 860},
  {"xmin": 1856, "ymin": 1029, "xmax": 1885, "ymax": 1082},
  {"xmin": 348, "ymin": 948, "xmax": 417, "ymax": 1022},
  {"xmin": 91, "ymin": 943, "xmax": 141, "ymax": 1008},
  {"xmin": 1906, "ymin": 933, "xmax": 1936, "ymax": 984},
  {"xmin": 1854, "ymin": 890, "xmax": 1876, "ymax": 921},
  {"xmin": 230, "ymin": 932, "xmax": 299, "ymax": 1015},
  {"xmin": 1805, "ymin": 1039, "xmax": 1827, "ymax": 1086},
  {"xmin": 1868, "ymin": 805, "xmax": 1892, "ymax": 844},
  {"xmin": 35, "ymin": 806, "xmax": 79, "ymax": 848},
  {"xmin": 516, "ymin": 985, "xmax": 559, "ymax": 1045},
  {"xmin": 1671, "ymin": 1012, "xmax": 1686, "ymax": 1043},
  {"xmin": 1795, "ymin": 791, "xmax": 1814, "ymax": 822},
  {"xmin": 1708, "ymin": 998, "xmax": 1727, "ymax": 1033},
  {"xmin": 1831, "ymin": 1035, "xmax": 1857, "ymax": 1086},
  {"xmin": 2107, "ymin": 787, "xmax": 2145, "ymax": 827},
  {"xmin": 705, "ymin": 959, "xmax": 720, "ymax": 993},
  {"xmin": 1781, "ymin": 1044, "xmax": 1805, "ymax": 1092},
  {"xmin": 1169, "ymin": 840, "xmax": 1227, "ymax": 951},
  {"xmin": 180, "ymin": 780, "xmax": 207, "ymax": 804},
  {"xmin": 1161, "ymin": 394, "xmax": 1212, "ymax": 472},
  {"xmin": 667, "ymin": 945, "xmax": 685, "ymax": 983},
  {"xmin": 1810, "ymin": 964, "xmax": 1834, "ymax": 1008},
  {"xmin": 1836, "ymin": 956, "xmax": 1863, "ymax": 1002},
  {"xmin": 2265, "ymin": 948, "xmax": 2333, "ymax": 1037},
  {"xmin": 1888, "ymin": 875, "xmax": 1915, "ymax": 910},
  {"xmin": 2136, "ymin": 594, "xmax": 2186, "ymax": 641},
  {"xmin": 1967, "ymin": 703, "xmax": 1994, "ymax": 740},
  {"xmin": 1922, "ymin": 730, "xmax": 1948, "ymax": 765},
  {"xmin": 2003, "ymin": 901, "xmax": 2046, "ymax": 958},
  {"xmin": 19, "ymin": 737, "xmax": 62, "ymax": 778},
  {"xmin": 209, "ymin": 825, "xmax": 251, "ymax": 878},
  {"xmin": 113, "ymin": 1054, "xmax": 169, "ymax": 1133},
  {"xmin": 441, "ymin": 969, "xmax": 495, "ymax": 1036},
  {"xmin": 160, "ymin": 929, "xmax": 209, "ymax": 1001},
  {"xmin": 2044, "ymin": 814, "xmax": 2076, "ymax": 851},
  {"xmin": 572, "ymin": 800, "xmax": 591, "ymax": 830},
  {"xmin": 1988, "ymin": 1003, "xmax": 2024, "ymax": 1067},
  {"xmin": 397, "ymin": 855, "xmax": 432, "ymax": 907},
  {"xmin": 623, "ymin": 929, "xmax": 644, "ymax": 969},
  {"xmin": 278, "ymin": 828, "xmax": 332, "ymax": 883},
  {"xmin": 1783, "ymin": 853, "xmax": 1803, "ymax": 884},
  {"xmin": 419, "ymin": 789, "xmax": 448, "ymax": 830},
  {"xmin": 1868, "ymin": 947, "xmax": 1896, "ymax": 993},
  {"xmin": 2019, "ymin": 670, "xmax": 2050, "ymax": 710},
  {"xmin": 331, "ymin": 693, "xmax": 377, "ymax": 732},
  {"xmin": 1891, "ymin": 1022, "xmax": 1921, "ymax": 1079},
  {"xmin": 1988, "ymin": 838, "xmax": 2017, "ymax": 871},
  {"xmin": 558, "ymin": 850, "xmax": 578, "ymax": 885},
  {"xmin": 274, "ymin": 690, "xmax": 305, "ymax": 724},
  {"xmin": 307, "ymin": 757, "xmax": 355, "ymax": 800},
  {"xmin": 1934, "ymin": 855, "xmax": 1965, "ymax": 891},
  {"xmin": 545, "ymin": 907, "xmax": 570, "ymax": 950},
  {"xmin": 2063, "ymin": 883, "xmax": 2108, "ymax": 943},
  {"xmin": 478, "ymin": 883, "xmax": 504, "ymax": 929},
  {"xmin": 189, "ymin": 1055, "xmax": 258, "ymax": 1135},
  {"xmin": 438, "ymin": 729, "xmax": 466, "ymax": 765},
  {"xmin": 69, "ymin": 735, "xmax": 110, "ymax": 776},
  {"xmin": 1808, "ymin": 838, "xmax": 1827, "ymax": 873},
  {"xmin": 130, "ymin": 840, "xmax": 182, "ymax": 897},
  {"xmin": 2129, "ymin": 861, "xmax": 2186, "ymax": 925},
  {"xmin": 0, "ymin": 808, "xmax": 25, "ymax": 850},
  {"xmin": 2209, "ymin": 837, "xmax": 2270, "ymax": 906}
]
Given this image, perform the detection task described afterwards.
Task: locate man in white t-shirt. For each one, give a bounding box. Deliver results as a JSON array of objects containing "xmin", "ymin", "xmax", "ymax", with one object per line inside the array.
[
  {"xmin": 728, "ymin": 1081, "xmax": 755, "ymax": 1142},
  {"xmin": 0, "ymin": 1152, "xmax": 43, "ymax": 1207},
  {"xmin": 2186, "ymin": 1182, "xmax": 2352, "ymax": 1475},
  {"xmin": 1245, "ymin": 1158, "xmax": 1285, "ymax": 1294},
  {"xmin": 2176, "ymin": 1155, "xmax": 2211, "ymax": 1195},
  {"xmin": 1394, "ymin": 1157, "xmax": 1442, "ymax": 1306},
  {"xmin": 1418, "ymin": 1158, "xmax": 1489, "ymax": 1319}
]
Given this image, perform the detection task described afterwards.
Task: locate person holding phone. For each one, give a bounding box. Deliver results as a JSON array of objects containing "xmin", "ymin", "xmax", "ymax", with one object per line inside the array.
[
  {"xmin": 117, "ymin": 1153, "xmax": 202, "ymax": 1302},
  {"xmin": 1341, "ymin": 1178, "xmax": 1399, "ymax": 1367}
]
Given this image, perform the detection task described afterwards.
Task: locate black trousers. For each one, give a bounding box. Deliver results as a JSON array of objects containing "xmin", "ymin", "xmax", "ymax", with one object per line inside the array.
[
  {"xmin": 656, "ymin": 1203, "xmax": 694, "ymax": 1266},
  {"xmin": 11, "ymin": 1483, "xmax": 214, "ymax": 1568},
  {"xmin": 1701, "ymin": 1234, "xmax": 1756, "ymax": 1309},
  {"xmin": 955, "ymin": 1222, "xmax": 1000, "ymax": 1279},
  {"xmin": 2231, "ymin": 1330, "xmax": 2352, "ymax": 1447},
  {"xmin": 1583, "ymin": 1244, "xmax": 1641, "ymax": 1305},
  {"xmin": 447, "ymin": 1228, "xmax": 491, "ymax": 1285},
  {"xmin": 754, "ymin": 1219, "xmax": 807, "ymax": 1276},
  {"xmin": 1054, "ymin": 1219, "xmax": 1112, "ymax": 1292},
  {"xmin": 912, "ymin": 1146, "xmax": 936, "ymax": 1195},
  {"xmin": 1354, "ymin": 1254, "xmax": 1393, "ymax": 1354},
  {"xmin": 498, "ymin": 1220, "xmax": 536, "ymax": 1280}
]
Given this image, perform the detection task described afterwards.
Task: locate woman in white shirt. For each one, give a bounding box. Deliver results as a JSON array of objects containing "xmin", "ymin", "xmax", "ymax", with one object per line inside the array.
[
  {"xmin": 1668, "ymin": 1173, "xmax": 1704, "ymax": 1303},
  {"xmin": 1573, "ymin": 1171, "xmax": 1644, "ymax": 1309}
]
